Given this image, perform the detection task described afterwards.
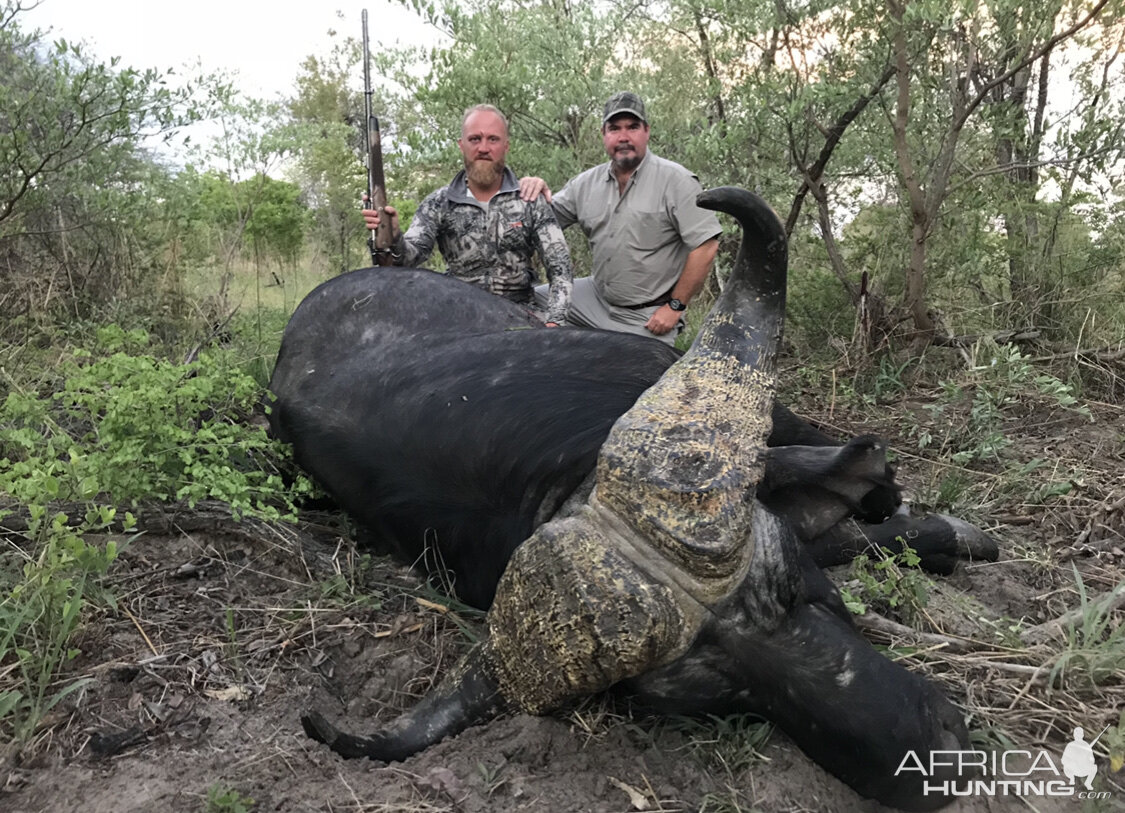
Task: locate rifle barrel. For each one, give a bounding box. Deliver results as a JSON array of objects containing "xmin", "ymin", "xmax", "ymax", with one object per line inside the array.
[
  {"xmin": 361, "ymin": 9, "xmax": 395, "ymax": 265},
  {"xmin": 361, "ymin": 9, "xmax": 373, "ymax": 207}
]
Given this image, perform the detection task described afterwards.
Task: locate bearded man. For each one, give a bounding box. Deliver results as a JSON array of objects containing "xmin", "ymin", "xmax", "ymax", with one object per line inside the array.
[{"xmin": 363, "ymin": 104, "xmax": 572, "ymax": 326}]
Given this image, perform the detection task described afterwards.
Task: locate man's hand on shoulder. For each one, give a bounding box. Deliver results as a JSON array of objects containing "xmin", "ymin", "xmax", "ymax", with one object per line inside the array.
[{"xmin": 519, "ymin": 177, "xmax": 553, "ymax": 204}]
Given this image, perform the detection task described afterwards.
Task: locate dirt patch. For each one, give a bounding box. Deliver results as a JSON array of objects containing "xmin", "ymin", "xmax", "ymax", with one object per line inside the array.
[{"xmin": 3, "ymin": 398, "xmax": 1124, "ymax": 813}]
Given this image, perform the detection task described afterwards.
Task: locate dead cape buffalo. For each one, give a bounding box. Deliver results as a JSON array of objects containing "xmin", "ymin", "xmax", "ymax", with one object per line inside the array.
[
  {"xmin": 267, "ymin": 279, "xmax": 994, "ymax": 614},
  {"xmin": 270, "ymin": 187, "xmax": 993, "ymax": 810}
]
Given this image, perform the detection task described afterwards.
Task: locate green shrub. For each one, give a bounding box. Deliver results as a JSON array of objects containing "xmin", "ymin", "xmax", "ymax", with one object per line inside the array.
[{"xmin": 0, "ymin": 327, "xmax": 306, "ymax": 520}]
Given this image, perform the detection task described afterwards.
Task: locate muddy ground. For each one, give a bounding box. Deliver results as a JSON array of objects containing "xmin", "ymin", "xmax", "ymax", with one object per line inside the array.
[{"xmin": 3, "ymin": 383, "xmax": 1124, "ymax": 813}]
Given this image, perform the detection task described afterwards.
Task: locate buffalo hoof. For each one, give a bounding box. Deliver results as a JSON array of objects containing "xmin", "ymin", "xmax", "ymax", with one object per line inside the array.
[
  {"xmin": 806, "ymin": 511, "xmax": 1000, "ymax": 575},
  {"xmin": 935, "ymin": 513, "xmax": 999, "ymax": 562}
]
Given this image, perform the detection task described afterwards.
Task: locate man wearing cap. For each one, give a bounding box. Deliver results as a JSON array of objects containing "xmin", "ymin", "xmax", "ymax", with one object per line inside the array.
[
  {"xmin": 364, "ymin": 104, "xmax": 572, "ymax": 326},
  {"xmin": 528, "ymin": 91, "xmax": 721, "ymax": 344}
]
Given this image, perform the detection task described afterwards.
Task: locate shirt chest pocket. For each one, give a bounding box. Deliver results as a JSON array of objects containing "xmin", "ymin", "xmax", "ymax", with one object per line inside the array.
[
  {"xmin": 623, "ymin": 207, "xmax": 674, "ymax": 251},
  {"xmin": 494, "ymin": 218, "xmax": 530, "ymax": 252}
]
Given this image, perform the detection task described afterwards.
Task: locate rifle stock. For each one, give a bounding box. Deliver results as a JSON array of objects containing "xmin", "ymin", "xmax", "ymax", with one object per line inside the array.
[{"xmin": 362, "ymin": 10, "xmax": 395, "ymax": 266}]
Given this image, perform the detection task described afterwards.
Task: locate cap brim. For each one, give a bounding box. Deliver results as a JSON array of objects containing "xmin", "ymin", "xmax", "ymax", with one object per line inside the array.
[{"xmin": 603, "ymin": 108, "xmax": 647, "ymax": 124}]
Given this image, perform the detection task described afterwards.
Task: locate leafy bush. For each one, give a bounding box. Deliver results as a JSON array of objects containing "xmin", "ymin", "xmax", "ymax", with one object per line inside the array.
[{"xmin": 0, "ymin": 325, "xmax": 304, "ymax": 520}]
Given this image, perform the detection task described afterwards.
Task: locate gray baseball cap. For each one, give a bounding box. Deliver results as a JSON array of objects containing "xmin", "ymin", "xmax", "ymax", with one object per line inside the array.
[{"xmin": 603, "ymin": 91, "xmax": 647, "ymax": 125}]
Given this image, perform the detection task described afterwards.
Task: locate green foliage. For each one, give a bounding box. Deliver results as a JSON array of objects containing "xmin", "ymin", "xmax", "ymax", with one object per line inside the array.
[
  {"xmin": 676, "ymin": 712, "xmax": 774, "ymax": 780},
  {"xmin": 927, "ymin": 470, "xmax": 974, "ymax": 513},
  {"xmin": 287, "ymin": 33, "xmax": 376, "ymax": 273},
  {"xmin": 307, "ymin": 551, "xmax": 383, "ymax": 612},
  {"xmin": 1104, "ymin": 708, "xmax": 1125, "ymax": 774},
  {"xmin": 0, "ymin": 508, "xmax": 125, "ymax": 744},
  {"xmin": 872, "ymin": 355, "xmax": 914, "ymax": 402},
  {"xmin": 994, "ymin": 457, "xmax": 1076, "ymax": 506},
  {"xmin": 5, "ymin": 0, "xmax": 1123, "ymax": 359},
  {"xmin": 783, "ymin": 262, "xmax": 854, "ymax": 351},
  {"xmin": 0, "ymin": 326, "xmax": 306, "ymax": 519},
  {"xmin": 840, "ymin": 545, "xmax": 929, "ymax": 625},
  {"xmin": 1049, "ymin": 569, "xmax": 1125, "ymax": 689},
  {"xmin": 0, "ymin": 305, "xmax": 314, "ymax": 756},
  {"xmin": 0, "ymin": 10, "xmax": 198, "ymax": 237},
  {"xmin": 697, "ymin": 791, "xmax": 760, "ymax": 813},
  {"xmin": 168, "ymin": 168, "xmax": 307, "ymax": 271},
  {"xmin": 205, "ymin": 785, "xmax": 255, "ymax": 813},
  {"xmin": 0, "ymin": 3, "xmax": 210, "ymax": 329},
  {"xmin": 924, "ymin": 343, "xmax": 1091, "ymax": 466},
  {"xmin": 0, "ymin": 324, "xmax": 305, "ymax": 750}
]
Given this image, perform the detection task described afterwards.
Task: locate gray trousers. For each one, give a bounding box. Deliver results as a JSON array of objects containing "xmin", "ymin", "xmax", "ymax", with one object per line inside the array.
[{"xmin": 534, "ymin": 278, "xmax": 677, "ymax": 346}]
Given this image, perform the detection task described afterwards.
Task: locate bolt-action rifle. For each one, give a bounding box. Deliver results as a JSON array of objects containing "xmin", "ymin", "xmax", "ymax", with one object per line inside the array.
[{"xmin": 362, "ymin": 9, "xmax": 395, "ymax": 266}]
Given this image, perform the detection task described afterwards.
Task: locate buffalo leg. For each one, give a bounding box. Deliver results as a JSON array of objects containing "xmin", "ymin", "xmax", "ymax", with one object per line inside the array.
[
  {"xmin": 626, "ymin": 511, "xmax": 969, "ymax": 812},
  {"xmin": 806, "ymin": 511, "xmax": 999, "ymax": 574}
]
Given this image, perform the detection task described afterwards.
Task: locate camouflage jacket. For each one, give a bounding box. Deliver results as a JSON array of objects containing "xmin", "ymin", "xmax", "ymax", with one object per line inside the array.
[{"xmin": 393, "ymin": 167, "xmax": 573, "ymax": 324}]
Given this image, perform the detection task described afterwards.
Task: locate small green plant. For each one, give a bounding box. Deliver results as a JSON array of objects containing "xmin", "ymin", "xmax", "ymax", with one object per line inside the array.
[
  {"xmin": 205, "ymin": 784, "xmax": 255, "ymax": 813},
  {"xmin": 1103, "ymin": 708, "xmax": 1125, "ymax": 774},
  {"xmin": 969, "ymin": 726, "xmax": 1020, "ymax": 752},
  {"xmin": 931, "ymin": 343, "xmax": 1091, "ymax": 466},
  {"xmin": 476, "ymin": 760, "xmax": 507, "ymax": 796},
  {"xmin": 839, "ymin": 544, "xmax": 929, "ymax": 624},
  {"xmin": 973, "ymin": 615, "xmax": 1029, "ymax": 649},
  {"xmin": 314, "ymin": 573, "xmax": 382, "ymax": 610},
  {"xmin": 310, "ymin": 551, "xmax": 382, "ymax": 610},
  {"xmin": 1049, "ymin": 569, "xmax": 1125, "ymax": 689},
  {"xmin": 872, "ymin": 354, "xmax": 912, "ymax": 402},
  {"xmin": 0, "ymin": 508, "xmax": 126, "ymax": 744},
  {"xmin": 910, "ymin": 424, "xmax": 934, "ymax": 452},
  {"xmin": 1005, "ymin": 540, "xmax": 1056, "ymax": 574},
  {"xmin": 996, "ymin": 458, "xmax": 1076, "ymax": 505},
  {"xmin": 698, "ymin": 788, "xmax": 759, "ymax": 813},
  {"xmin": 677, "ymin": 713, "xmax": 773, "ymax": 778},
  {"xmin": 953, "ymin": 386, "xmax": 1011, "ymax": 464},
  {"xmin": 932, "ymin": 470, "xmax": 973, "ymax": 512},
  {"xmin": 413, "ymin": 582, "xmax": 486, "ymax": 644}
]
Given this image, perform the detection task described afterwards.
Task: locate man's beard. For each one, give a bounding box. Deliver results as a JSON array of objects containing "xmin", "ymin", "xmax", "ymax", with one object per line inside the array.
[
  {"xmin": 611, "ymin": 150, "xmax": 641, "ymax": 173},
  {"xmin": 466, "ymin": 157, "xmax": 505, "ymax": 187}
]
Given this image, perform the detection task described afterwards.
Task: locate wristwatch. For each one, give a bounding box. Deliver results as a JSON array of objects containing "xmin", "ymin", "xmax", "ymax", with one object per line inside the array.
[{"xmin": 667, "ymin": 298, "xmax": 686, "ymax": 312}]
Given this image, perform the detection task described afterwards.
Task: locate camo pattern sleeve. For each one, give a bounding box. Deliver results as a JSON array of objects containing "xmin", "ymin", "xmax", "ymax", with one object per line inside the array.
[
  {"xmin": 528, "ymin": 196, "xmax": 573, "ymax": 324},
  {"xmin": 397, "ymin": 190, "xmax": 443, "ymax": 268}
]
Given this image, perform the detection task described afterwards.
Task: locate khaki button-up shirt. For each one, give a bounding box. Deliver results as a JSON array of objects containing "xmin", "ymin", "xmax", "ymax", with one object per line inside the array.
[{"xmin": 552, "ymin": 152, "xmax": 721, "ymax": 307}]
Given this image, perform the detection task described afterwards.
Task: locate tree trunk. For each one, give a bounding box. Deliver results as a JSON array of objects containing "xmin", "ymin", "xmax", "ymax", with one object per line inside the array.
[{"xmin": 888, "ymin": 0, "xmax": 936, "ymax": 344}]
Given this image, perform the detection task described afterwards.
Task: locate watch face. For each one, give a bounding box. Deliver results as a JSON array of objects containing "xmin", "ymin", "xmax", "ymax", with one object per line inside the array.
[{"xmin": 668, "ymin": 298, "xmax": 686, "ymax": 311}]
